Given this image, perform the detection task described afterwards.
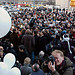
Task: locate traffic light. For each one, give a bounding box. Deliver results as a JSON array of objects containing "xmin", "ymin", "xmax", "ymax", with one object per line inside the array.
[{"xmin": 70, "ymin": 0, "xmax": 75, "ymax": 7}]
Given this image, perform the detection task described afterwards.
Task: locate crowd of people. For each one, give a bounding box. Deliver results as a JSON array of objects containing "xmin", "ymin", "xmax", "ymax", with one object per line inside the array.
[{"xmin": 0, "ymin": 7, "xmax": 75, "ymax": 75}]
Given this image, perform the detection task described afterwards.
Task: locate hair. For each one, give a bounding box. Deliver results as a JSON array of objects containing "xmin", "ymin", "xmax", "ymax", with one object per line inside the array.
[
  {"xmin": 24, "ymin": 57, "xmax": 31, "ymax": 64},
  {"xmin": 39, "ymin": 51, "xmax": 45, "ymax": 58},
  {"xmin": 42, "ymin": 29, "xmax": 47, "ymax": 36},
  {"xmin": 32, "ymin": 63, "xmax": 39, "ymax": 72},
  {"xmin": 21, "ymin": 29, "xmax": 26, "ymax": 35},
  {"xmin": 26, "ymin": 29, "xmax": 32, "ymax": 34},
  {"xmin": 18, "ymin": 45, "xmax": 25, "ymax": 50},
  {"xmin": 34, "ymin": 30, "xmax": 38, "ymax": 35},
  {"xmin": 51, "ymin": 50, "xmax": 64, "ymax": 57},
  {"xmin": 0, "ymin": 46, "xmax": 3, "ymax": 52},
  {"xmin": 13, "ymin": 29, "xmax": 16, "ymax": 33}
]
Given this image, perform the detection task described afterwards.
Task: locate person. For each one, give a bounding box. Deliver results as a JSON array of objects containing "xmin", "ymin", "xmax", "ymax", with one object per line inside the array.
[
  {"xmin": 19, "ymin": 29, "xmax": 26, "ymax": 44},
  {"xmin": 0, "ymin": 46, "xmax": 5, "ymax": 62},
  {"xmin": 21, "ymin": 29, "xmax": 35, "ymax": 63},
  {"xmin": 33, "ymin": 51, "xmax": 45, "ymax": 68},
  {"xmin": 10, "ymin": 29, "xmax": 20, "ymax": 53},
  {"xmin": 18, "ymin": 45, "xmax": 29, "ymax": 65},
  {"xmin": 33, "ymin": 30, "xmax": 40, "ymax": 56},
  {"xmin": 21, "ymin": 29, "xmax": 35, "ymax": 54},
  {"xmin": 38, "ymin": 50, "xmax": 45, "ymax": 58},
  {"xmin": 48, "ymin": 50, "xmax": 73, "ymax": 75},
  {"xmin": 20, "ymin": 57, "xmax": 32, "ymax": 75},
  {"xmin": 30, "ymin": 63, "xmax": 44, "ymax": 75}
]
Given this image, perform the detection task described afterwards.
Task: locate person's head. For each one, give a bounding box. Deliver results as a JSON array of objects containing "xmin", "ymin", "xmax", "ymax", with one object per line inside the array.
[
  {"xmin": 0, "ymin": 46, "xmax": 4, "ymax": 57},
  {"xmin": 56, "ymin": 34, "xmax": 60, "ymax": 40},
  {"xmin": 18, "ymin": 45, "xmax": 25, "ymax": 52},
  {"xmin": 26, "ymin": 29, "xmax": 32, "ymax": 34},
  {"xmin": 39, "ymin": 51, "xmax": 45, "ymax": 58},
  {"xmin": 32, "ymin": 63, "xmax": 40, "ymax": 72},
  {"xmin": 51, "ymin": 50, "xmax": 64, "ymax": 66},
  {"xmin": 33, "ymin": 30, "xmax": 38, "ymax": 35},
  {"xmin": 13, "ymin": 29, "xmax": 16, "ymax": 33},
  {"xmin": 21, "ymin": 29, "xmax": 26, "ymax": 35},
  {"xmin": 42, "ymin": 29, "xmax": 47, "ymax": 36},
  {"xmin": 24, "ymin": 57, "xmax": 31, "ymax": 64}
]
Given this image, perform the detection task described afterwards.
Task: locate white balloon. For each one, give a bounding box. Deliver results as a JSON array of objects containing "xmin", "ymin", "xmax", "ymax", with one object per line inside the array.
[
  {"xmin": 0, "ymin": 8, "xmax": 11, "ymax": 38},
  {"xmin": 0, "ymin": 62, "xmax": 9, "ymax": 75},
  {"xmin": 8, "ymin": 67, "xmax": 21, "ymax": 75},
  {"xmin": 3, "ymin": 53, "xmax": 16, "ymax": 69}
]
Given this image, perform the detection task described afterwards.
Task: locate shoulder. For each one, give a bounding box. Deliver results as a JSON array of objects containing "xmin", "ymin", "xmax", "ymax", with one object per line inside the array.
[
  {"xmin": 62, "ymin": 57, "xmax": 73, "ymax": 72},
  {"xmin": 64, "ymin": 57, "xmax": 73, "ymax": 67},
  {"xmin": 38, "ymin": 69, "xmax": 44, "ymax": 74}
]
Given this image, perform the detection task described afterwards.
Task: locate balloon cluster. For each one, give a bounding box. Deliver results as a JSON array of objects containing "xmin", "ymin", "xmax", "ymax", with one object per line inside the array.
[
  {"xmin": 0, "ymin": 53, "xmax": 21, "ymax": 75},
  {"xmin": 0, "ymin": 8, "xmax": 20, "ymax": 75}
]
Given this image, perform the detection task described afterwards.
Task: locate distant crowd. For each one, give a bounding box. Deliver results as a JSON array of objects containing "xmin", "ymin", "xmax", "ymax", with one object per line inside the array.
[{"xmin": 0, "ymin": 7, "xmax": 75, "ymax": 75}]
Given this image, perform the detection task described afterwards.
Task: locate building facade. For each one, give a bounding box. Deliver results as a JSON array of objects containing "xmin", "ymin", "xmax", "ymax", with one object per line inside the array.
[
  {"xmin": 0, "ymin": 0, "xmax": 72, "ymax": 9},
  {"xmin": 0, "ymin": 0, "xmax": 46, "ymax": 5},
  {"xmin": 56, "ymin": 0, "xmax": 70, "ymax": 9},
  {"xmin": 46, "ymin": 0, "xmax": 55, "ymax": 5}
]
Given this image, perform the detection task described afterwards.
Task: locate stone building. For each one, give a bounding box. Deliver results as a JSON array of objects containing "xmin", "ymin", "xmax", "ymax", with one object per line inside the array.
[
  {"xmin": 0, "ymin": 0, "xmax": 46, "ymax": 5},
  {"xmin": 56, "ymin": 0, "xmax": 71, "ymax": 9},
  {"xmin": 0, "ymin": 0, "xmax": 72, "ymax": 10}
]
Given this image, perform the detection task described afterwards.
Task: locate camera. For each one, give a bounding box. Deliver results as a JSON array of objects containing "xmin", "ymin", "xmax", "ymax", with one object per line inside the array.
[{"xmin": 46, "ymin": 55, "xmax": 55, "ymax": 65}]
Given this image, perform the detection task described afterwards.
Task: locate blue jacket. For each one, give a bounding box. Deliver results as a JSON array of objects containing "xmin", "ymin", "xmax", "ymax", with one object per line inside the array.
[{"xmin": 31, "ymin": 69, "xmax": 44, "ymax": 75}]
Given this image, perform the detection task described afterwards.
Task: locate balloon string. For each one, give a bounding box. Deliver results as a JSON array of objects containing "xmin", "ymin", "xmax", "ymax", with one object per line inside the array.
[{"xmin": 67, "ymin": 41, "xmax": 72, "ymax": 54}]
